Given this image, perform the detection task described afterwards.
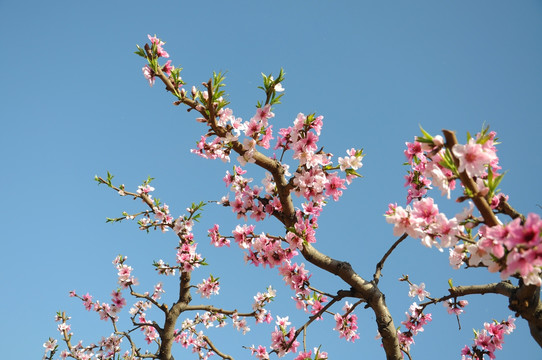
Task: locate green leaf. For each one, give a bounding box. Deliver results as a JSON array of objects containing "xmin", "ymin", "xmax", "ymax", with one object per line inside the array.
[
  {"xmin": 415, "ymin": 137, "xmax": 434, "ymax": 144},
  {"xmin": 419, "ymin": 125, "xmax": 433, "ymax": 140},
  {"xmin": 134, "ymin": 45, "xmax": 146, "ymax": 58},
  {"xmin": 345, "ymin": 169, "xmax": 363, "ymax": 178}
]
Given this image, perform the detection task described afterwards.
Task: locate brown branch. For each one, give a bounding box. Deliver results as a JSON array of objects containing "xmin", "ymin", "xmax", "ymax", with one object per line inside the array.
[
  {"xmin": 284, "ymin": 292, "xmax": 346, "ymax": 352},
  {"xmin": 510, "ymin": 283, "xmax": 542, "ymax": 347},
  {"xmin": 130, "ymin": 288, "xmax": 168, "ymax": 312},
  {"xmin": 496, "ymin": 198, "xmax": 526, "ymax": 223},
  {"xmin": 448, "ymin": 281, "xmax": 516, "ymax": 298},
  {"xmin": 184, "ymin": 305, "xmax": 256, "ymax": 318},
  {"xmin": 157, "ymin": 270, "xmax": 192, "ymax": 359},
  {"xmin": 417, "ymin": 281, "xmax": 516, "ymax": 313},
  {"xmin": 299, "ymin": 243, "xmax": 402, "ymax": 359},
  {"xmin": 442, "ymin": 129, "xmax": 499, "ymax": 227},
  {"xmin": 202, "ymin": 335, "xmax": 234, "ymax": 360},
  {"xmin": 374, "ymin": 233, "xmax": 409, "ymax": 284}
]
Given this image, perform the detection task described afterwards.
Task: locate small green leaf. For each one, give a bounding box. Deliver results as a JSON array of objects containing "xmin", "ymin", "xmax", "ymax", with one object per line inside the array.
[{"xmin": 419, "ymin": 125, "xmax": 433, "ymax": 140}]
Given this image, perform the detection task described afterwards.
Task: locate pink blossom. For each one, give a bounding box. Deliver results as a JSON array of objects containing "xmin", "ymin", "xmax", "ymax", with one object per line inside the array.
[
  {"xmin": 254, "ymin": 104, "xmax": 275, "ymax": 123},
  {"xmin": 432, "ymin": 213, "xmax": 461, "ymax": 248},
  {"xmin": 333, "ymin": 302, "xmax": 360, "ymax": 342},
  {"xmin": 411, "ymin": 197, "xmax": 439, "ymax": 224},
  {"xmin": 385, "ymin": 203, "xmax": 420, "ymax": 238},
  {"xmin": 137, "ymin": 184, "xmax": 155, "ymax": 194},
  {"xmin": 404, "ymin": 141, "xmax": 425, "ymax": 163},
  {"xmin": 449, "ymin": 244, "xmax": 466, "ymax": 269},
  {"xmin": 270, "ymin": 325, "xmax": 298, "ymax": 356},
  {"xmin": 337, "ymin": 148, "xmax": 363, "ymax": 171},
  {"xmin": 82, "ymin": 293, "xmax": 93, "ymax": 311},
  {"xmin": 444, "ymin": 299, "xmax": 468, "ymax": 315},
  {"xmin": 152, "ymin": 282, "xmax": 165, "ymax": 300},
  {"xmin": 196, "ymin": 276, "xmax": 220, "ymax": 298},
  {"xmin": 408, "ymin": 283, "xmax": 430, "ymax": 301},
  {"xmin": 147, "ymin": 34, "xmax": 169, "ymax": 58},
  {"xmin": 143, "ymin": 325, "xmax": 159, "ymax": 344},
  {"xmin": 208, "ymin": 224, "xmax": 230, "ymax": 247},
  {"xmin": 142, "ymin": 65, "xmax": 155, "ymax": 87},
  {"xmin": 250, "ymin": 345, "xmax": 270, "ymax": 360},
  {"xmin": 232, "ymin": 312, "xmax": 251, "ymax": 334},
  {"xmin": 111, "ymin": 290, "xmax": 126, "ymax": 309},
  {"xmin": 452, "ymin": 138, "xmax": 496, "ymax": 178},
  {"xmin": 43, "ymin": 338, "xmax": 57, "ymax": 352},
  {"xmin": 162, "ymin": 60, "xmax": 173, "ymax": 76},
  {"xmin": 275, "ymin": 316, "xmax": 291, "ymax": 327},
  {"xmin": 324, "ymin": 172, "xmax": 346, "ymax": 201},
  {"xmin": 294, "ymin": 351, "xmax": 312, "ymax": 360},
  {"xmin": 462, "ymin": 317, "xmax": 515, "ymax": 360}
]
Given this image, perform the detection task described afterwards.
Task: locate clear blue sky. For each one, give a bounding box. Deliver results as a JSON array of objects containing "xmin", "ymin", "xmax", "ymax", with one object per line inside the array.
[{"xmin": 1, "ymin": 1, "xmax": 541, "ymax": 358}]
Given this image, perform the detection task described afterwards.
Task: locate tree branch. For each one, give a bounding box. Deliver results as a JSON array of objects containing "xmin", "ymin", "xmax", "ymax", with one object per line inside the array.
[
  {"xmin": 374, "ymin": 233, "xmax": 408, "ymax": 284},
  {"xmin": 299, "ymin": 243, "xmax": 402, "ymax": 359},
  {"xmin": 442, "ymin": 129, "xmax": 499, "ymax": 227},
  {"xmin": 202, "ymin": 335, "xmax": 234, "ymax": 360},
  {"xmin": 496, "ymin": 198, "xmax": 526, "ymax": 223},
  {"xmin": 448, "ymin": 281, "xmax": 516, "ymax": 298}
]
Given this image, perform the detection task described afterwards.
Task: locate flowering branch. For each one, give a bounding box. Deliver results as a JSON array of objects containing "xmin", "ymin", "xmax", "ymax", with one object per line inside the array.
[
  {"xmin": 45, "ymin": 35, "xmax": 542, "ymax": 360},
  {"xmin": 442, "ymin": 129, "xmax": 499, "ymax": 227},
  {"xmin": 284, "ymin": 290, "xmax": 351, "ymax": 352},
  {"xmin": 138, "ymin": 36, "xmax": 404, "ymax": 360}
]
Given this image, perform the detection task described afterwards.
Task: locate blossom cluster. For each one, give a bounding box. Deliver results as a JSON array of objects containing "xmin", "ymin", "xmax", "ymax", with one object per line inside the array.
[
  {"xmin": 333, "ymin": 302, "xmax": 360, "ymax": 342},
  {"xmin": 403, "ymin": 130, "xmax": 498, "ymax": 204},
  {"xmin": 44, "ymin": 289, "xmax": 128, "ymax": 359},
  {"xmin": 293, "ymin": 347, "xmax": 329, "ymax": 360},
  {"xmin": 444, "ymin": 298, "xmax": 469, "ymax": 316},
  {"xmin": 170, "ymin": 287, "xmax": 276, "ymax": 358},
  {"xmin": 68, "ymin": 287, "xmax": 126, "ymax": 323},
  {"xmin": 279, "ymin": 261, "xmax": 330, "ymax": 324},
  {"xmin": 390, "ymin": 128, "xmax": 542, "ymax": 285},
  {"xmin": 227, "ymin": 223, "xmax": 298, "ymax": 267},
  {"xmin": 277, "ymin": 113, "xmax": 363, "ymax": 206},
  {"xmin": 223, "ymin": 165, "xmax": 281, "ymax": 221},
  {"xmin": 44, "ymin": 325, "xmax": 123, "ymax": 360},
  {"xmin": 113, "ymin": 255, "xmax": 139, "ymax": 289},
  {"xmin": 385, "ymin": 197, "xmax": 464, "ymax": 249},
  {"xmin": 174, "ymin": 328, "xmax": 214, "ymax": 360},
  {"xmin": 460, "ymin": 317, "xmax": 515, "ymax": 360},
  {"xmin": 173, "ymin": 312, "xmax": 234, "ymax": 359},
  {"xmin": 270, "ymin": 316, "xmax": 299, "ymax": 357},
  {"xmin": 252, "ymin": 286, "xmax": 277, "ymax": 324},
  {"xmin": 397, "ymin": 303, "xmax": 432, "ymax": 352},
  {"xmin": 470, "ymin": 213, "xmax": 542, "ymax": 285},
  {"xmin": 279, "ymin": 262, "xmax": 311, "ymax": 298},
  {"xmin": 196, "ymin": 275, "xmax": 220, "ymax": 298},
  {"xmin": 139, "ymin": 34, "xmax": 183, "ymax": 89}
]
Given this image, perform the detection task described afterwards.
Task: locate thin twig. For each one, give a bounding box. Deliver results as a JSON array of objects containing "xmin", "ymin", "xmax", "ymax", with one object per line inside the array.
[
  {"xmin": 202, "ymin": 335, "xmax": 234, "ymax": 360},
  {"xmin": 374, "ymin": 233, "xmax": 408, "ymax": 284}
]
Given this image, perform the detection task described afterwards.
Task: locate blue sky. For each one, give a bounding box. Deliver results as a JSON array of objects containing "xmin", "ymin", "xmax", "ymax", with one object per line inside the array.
[{"xmin": 1, "ymin": 1, "xmax": 541, "ymax": 358}]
